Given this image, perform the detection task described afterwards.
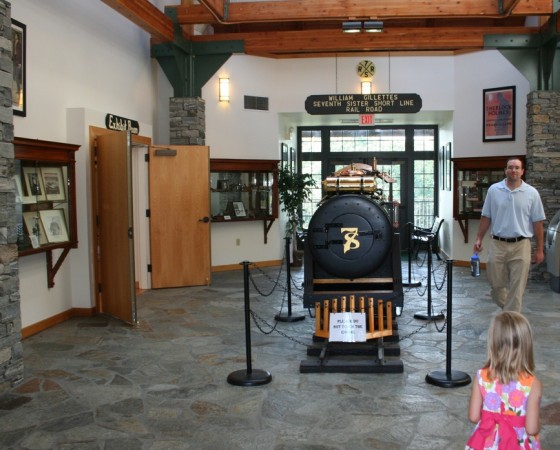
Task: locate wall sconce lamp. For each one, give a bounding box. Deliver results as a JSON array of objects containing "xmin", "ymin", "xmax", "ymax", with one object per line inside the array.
[
  {"xmin": 361, "ymin": 81, "xmax": 372, "ymax": 94},
  {"xmin": 342, "ymin": 20, "xmax": 383, "ymax": 33},
  {"xmin": 219, "ymin": 77, "xmax": 230, "ymax": 102}
]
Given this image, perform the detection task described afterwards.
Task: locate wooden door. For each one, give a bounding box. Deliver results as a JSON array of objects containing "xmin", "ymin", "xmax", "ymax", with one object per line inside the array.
[
  {"xmin": 95, "ymin": 131, "xmax": 137, "ymax": 323},
  {"xmin": 149, "ymin": 145, "xmax": 211, "ymax": 288}
]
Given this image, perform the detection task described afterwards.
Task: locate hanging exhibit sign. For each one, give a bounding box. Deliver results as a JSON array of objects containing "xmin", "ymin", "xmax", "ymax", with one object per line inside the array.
[
  {"xmin": 105, "ymin": 113, "xmax": 140, "ymax": 134},
  {"xmin": 305, "ymin": 93, "xmax": 422, "ymax": 115}
]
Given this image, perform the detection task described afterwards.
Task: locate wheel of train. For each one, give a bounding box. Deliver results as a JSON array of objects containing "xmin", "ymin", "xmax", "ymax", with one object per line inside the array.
[{"xmin": 307, "ymin": 194, "xmax": 393, "ymax": 279}]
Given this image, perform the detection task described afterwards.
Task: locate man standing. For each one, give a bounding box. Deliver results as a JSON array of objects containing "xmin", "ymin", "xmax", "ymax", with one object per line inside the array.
[{"xmin": 473, "ymin": 157, "xmax": 545, "ymax": 312}]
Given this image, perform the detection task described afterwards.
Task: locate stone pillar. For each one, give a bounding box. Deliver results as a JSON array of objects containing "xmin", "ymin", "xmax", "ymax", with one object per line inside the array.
[
  {"xmin": 526, "ymin": 91, "xmax": 560, "ymax": 280},
  {"xmin": 0, "ymin": 1, "xmax": 24, "ymax": 392},
  {"xmin": 169, "ymin": 97, "xmax": 206, "ymax": 145}
]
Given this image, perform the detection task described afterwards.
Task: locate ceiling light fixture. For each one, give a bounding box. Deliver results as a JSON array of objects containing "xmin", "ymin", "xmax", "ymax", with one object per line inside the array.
[
  {"xmin": 342, "ymin": 21, "xmax": 384, "ymax": 33},
  {"xmin": 342, "ymin": 21, "xmax": 362, "ymax": 33},
  {"xmin": 364, "ymin": 21, "xmax": 384, "ymax": 33}
]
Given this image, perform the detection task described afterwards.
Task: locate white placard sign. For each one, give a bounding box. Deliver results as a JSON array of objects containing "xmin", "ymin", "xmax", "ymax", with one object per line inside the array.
[{"xmin": 329, "ymin": 312, "xmax": 366, "ymax": 342}]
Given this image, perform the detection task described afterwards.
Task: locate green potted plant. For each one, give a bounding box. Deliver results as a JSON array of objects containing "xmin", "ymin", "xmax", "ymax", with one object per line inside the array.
[{"xmin": 278, "ymin": 164, "xmax": 316, "ymax": 265}]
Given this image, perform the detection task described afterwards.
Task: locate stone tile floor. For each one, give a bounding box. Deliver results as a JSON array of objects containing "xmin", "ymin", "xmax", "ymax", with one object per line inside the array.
[{"xmin": 1, "ymin": 260, "xmax": 559, "ymax": 449}]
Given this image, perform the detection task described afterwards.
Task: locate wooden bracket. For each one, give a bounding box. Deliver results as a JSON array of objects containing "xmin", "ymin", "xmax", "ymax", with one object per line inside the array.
[
  {"xmin": 457, "ymin": 218, "xmax": 469, "ymax": 243},
  {"xmin": 263, "ymin": 218, "xmax": 275, "ymax": 244},
  {"xmin": 46, "ymin": 247, "xmax": 71, "ymax": 288}
]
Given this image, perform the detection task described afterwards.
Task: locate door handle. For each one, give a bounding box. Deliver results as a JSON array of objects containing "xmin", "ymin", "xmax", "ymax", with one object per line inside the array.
[{"xmin": 199, "ymin": 217, "xmax": 210, "ymax": 223}]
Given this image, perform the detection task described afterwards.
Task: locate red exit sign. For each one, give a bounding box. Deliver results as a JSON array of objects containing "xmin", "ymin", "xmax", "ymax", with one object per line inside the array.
[{"xmin": 360, "ymin": 114, "xmax": 374, "ymax": 125}]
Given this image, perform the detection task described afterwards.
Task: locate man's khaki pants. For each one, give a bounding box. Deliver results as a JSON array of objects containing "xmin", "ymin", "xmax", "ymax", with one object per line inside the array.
[{"xmin": 486, "ymin": 238, "xmax": 531, "ymax": 312}]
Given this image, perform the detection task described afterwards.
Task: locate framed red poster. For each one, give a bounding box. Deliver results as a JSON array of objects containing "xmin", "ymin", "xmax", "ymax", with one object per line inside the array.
[{"xmin": 483, "ymin": 86, "xmax": 515, "ymax": 142}]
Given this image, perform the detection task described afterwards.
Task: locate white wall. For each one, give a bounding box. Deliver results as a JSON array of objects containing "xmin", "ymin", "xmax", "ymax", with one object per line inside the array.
[
  {"xmin": 13, "ymin": 0, "xmax": 155, "ymax": 327},
  {"xmin": 12, "ymin": 0, "xmax": 529, "ymax": 329},
  {"xmin": 452, "ymin": 51, "xmax": 530, "ymax": 263},
  {"xmin": 202, "ymin": 51, "xmax": 527, "ymax": 267}
]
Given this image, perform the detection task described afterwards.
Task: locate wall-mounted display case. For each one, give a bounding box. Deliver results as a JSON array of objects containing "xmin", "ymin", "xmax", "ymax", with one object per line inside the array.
[
  {"xmin": 452, "ymin": 155, "xmax": 525, "ymax": 242},
  {"xmin": 210, "ymin": 159, "xmax": 279, "ymax": 242},
  {"xmin": 13, "ymin": 137, "xmax": 80, "ymax": 287}
]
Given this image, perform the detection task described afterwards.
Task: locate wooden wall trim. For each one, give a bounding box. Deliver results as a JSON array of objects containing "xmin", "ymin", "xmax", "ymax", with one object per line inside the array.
[{"xmin": 21, "ymin": 308, "xmax": 95, "ymax": 339}]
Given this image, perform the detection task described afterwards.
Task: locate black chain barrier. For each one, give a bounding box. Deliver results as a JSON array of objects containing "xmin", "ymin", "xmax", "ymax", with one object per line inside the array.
[{"xmin": 244, "ymin": 253, "xmax": 449, "ymax": 345}]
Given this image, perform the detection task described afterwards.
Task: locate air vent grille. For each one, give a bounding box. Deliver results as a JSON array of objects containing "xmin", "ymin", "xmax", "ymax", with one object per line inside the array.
[{"xmin": 244, "ymin": 95, "xmax": 269, "ymax": 111}]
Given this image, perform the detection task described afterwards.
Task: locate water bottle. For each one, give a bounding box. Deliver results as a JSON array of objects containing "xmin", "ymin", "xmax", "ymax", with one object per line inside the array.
[{"xmin": 471, "ymin": 253, "xmax": 480, "ymax": 277}]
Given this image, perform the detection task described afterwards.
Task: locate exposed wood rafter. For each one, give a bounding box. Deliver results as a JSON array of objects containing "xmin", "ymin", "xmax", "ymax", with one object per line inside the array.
[{"xmin": 101, "ymin": 0, "xmax": 553, "ymax": 57}]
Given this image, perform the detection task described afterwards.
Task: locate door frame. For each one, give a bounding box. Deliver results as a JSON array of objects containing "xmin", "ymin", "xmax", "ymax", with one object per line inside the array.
[{"xmin": 89, "ymin": 127, "xmax": 152, "ymax": 315}]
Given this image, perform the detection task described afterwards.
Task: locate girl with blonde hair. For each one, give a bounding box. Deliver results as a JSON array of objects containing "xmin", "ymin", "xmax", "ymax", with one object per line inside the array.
[{"xmin": 466, "ymin": 311, "xmax": 542, "ymax": 449}]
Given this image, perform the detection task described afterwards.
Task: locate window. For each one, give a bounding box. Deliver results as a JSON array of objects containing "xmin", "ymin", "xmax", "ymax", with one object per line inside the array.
[{"xmin": 298, "ymin": 126, "xmax": 438, "ymax": 233}]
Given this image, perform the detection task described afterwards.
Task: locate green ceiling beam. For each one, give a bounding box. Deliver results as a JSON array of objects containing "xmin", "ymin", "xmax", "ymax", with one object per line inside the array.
[
  {"xmin": 151, "ymin": 7, "xmax": 244, "ymax": 98},
  {"xmin": 484, "ymin": 14, "xmax": 560, "ymax": 91}
]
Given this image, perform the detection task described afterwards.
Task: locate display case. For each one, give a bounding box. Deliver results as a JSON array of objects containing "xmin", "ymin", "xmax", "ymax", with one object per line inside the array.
[
  {"xmin": 452, "ymin": 155, "xmax": 525, "ymax": 242},
  {"xmin": 13, "ymin": 137, "xmax": 80, "ymax": 287},
  {"xmin": 210, "ymin": 159, "xmax": 279, "ymax": 243}
]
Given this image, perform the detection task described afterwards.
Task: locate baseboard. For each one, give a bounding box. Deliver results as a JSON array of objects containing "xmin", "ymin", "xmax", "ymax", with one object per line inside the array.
[
  {"xmin": 21, "ymin": 307, "xmax": 95, "ymax": 339},
  {"xmin": 212, "ymin": 259, "xmax": 282, "ymax": 272}
]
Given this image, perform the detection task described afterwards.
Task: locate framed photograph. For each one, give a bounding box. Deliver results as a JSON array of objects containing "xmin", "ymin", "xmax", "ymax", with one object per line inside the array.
[
  {"xmin": 290, "ymin": 147, "xmax": 296, "ymax": 172},
  {"xmin": 281, "ymin": 143, "xmax": 289, "ymax": 169},
  {"xmin": 23, "ymin": 167, "xmax": 47, "ymax": 201},
  {"xmin": 233, "ymin": 201, "xmax": 246, "ymax": 218},
  {"xmin": 11, "ymin": 19, "xmax": 26, "ymax": 117},
  {"xmin": 40, "ymin": 209, "xmax": 69, "ymax": 243},
  {"xmin": 483, "ymin": 86, "xmax": 515, "ymax": 142},
  {"xmin": 23, "ymin": 212, "xmax": 48, "ymax": 247},
  {"xmin": 13, "ymin": 175, "xmax": 24, "ymax": 203},
  {"xmin": 445, "ymin": 142, "xmax": 452, "ymax": 191},
  {"xmin": 41, "ymin": 167, "xmax": 66, "ymax": 201},
  {"xmin": 439, "ymin": 145, "xmax": 446, "ymax": 190}
]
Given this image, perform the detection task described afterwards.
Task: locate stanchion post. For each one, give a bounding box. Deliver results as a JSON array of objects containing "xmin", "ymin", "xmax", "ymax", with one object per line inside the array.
[
  {"xmin": 227, "ymin": 261, "xmax": 272, "ymax": 386},
  {"xmin": 414, "ymin": 236, "xmax": 444, "ymax": 321},
  {"xmin": 403, "ymin": 222, "xmax": 421, "ymax": 288},
  {"xmin": 275, "ymin": 237, "xmax": 305, "ymax": 322},
  {"xmin": 425, "ymin": 259, "xmax": 472, "ymax": 388}
]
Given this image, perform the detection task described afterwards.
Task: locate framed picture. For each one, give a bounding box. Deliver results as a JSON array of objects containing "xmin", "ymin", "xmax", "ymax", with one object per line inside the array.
[
  {"xmin": 23, "ymin": 212, "xmax": 48, "ymax": 247},
  {"xmin": 439, "ymin": 145, "xmax": 446, "ymax": 190},
  {"xmin": 281, "ymin": 143, "xmax": 289, "ymax": 169},
  {"xmin": 233, "ymin": 201, "xmax": 246, "ymax": 218},
  {"xmin": 13, "ymin": 175, "xmax": 24, "ymax": 203},
  {"xmin": 11, "ymin": 19, "xmax": 26, "ymax": 117},
  {"xmin": 40, "ymin": 209, "xmax": 69, "ymax": 243},
  {"xmin": 483, "ymin": 86, "xmax": 515, "ymax": 142},
  {"xmin": 290, "ymin": 147, "xmax": 296, "ymax": 172},
  {"xmin": 23, "ymin": 167, "xmax": 47, "ymax": 201},
  {"xmin": 445, "ymin": 142, "xmax": 452, "ymax": 191},
  {"xmin": 41, "ymin": 167, "xmax": 66, "ymax": 201}
]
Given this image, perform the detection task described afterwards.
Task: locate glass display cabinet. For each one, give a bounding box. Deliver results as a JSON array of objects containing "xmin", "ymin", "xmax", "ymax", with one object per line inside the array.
[
  {"xmin": 13, "ymin": 137, "xmax": 80, "ymax": 287},
  {"xmin": 210, "ymin": 159, "xmax": 279, "ymax": 243},
  {"xmin": 452, "ymin": 155, "xmax": 525, "ymax": 242}
]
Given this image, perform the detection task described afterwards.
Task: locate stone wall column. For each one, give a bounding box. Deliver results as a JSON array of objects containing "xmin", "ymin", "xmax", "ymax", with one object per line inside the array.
[
  {"xmin": 169, "ymin": 97, "xmax": 205, "ymax": 145},
  {"xmin": 0, "ymin": 1, "xmax": 24, "ymax": 392},
  {"xmin": 526, "ymin": 91, "xmax": 560, "ymax": 280}
]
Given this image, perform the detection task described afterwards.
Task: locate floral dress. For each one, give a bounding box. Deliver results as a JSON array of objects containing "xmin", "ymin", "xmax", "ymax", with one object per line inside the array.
[{"xmin": 466, "ymin": 368, "xmax": 541, "ymax": 450}]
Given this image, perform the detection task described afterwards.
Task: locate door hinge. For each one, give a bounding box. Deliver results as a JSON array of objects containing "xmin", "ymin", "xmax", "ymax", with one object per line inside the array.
[
  {"xmin": 147, "ymin": 264, "xmax": 152, "ymax": 273},
  {"xmin": 146, "ymin": 209, "xmax": 150, "ymax": 218}
]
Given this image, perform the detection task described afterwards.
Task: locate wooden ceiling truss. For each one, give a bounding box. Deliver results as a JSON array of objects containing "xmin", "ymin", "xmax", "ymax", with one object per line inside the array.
[{"xmin": 101, "ymin": 0, "xmax": 559, "ymax": 95}]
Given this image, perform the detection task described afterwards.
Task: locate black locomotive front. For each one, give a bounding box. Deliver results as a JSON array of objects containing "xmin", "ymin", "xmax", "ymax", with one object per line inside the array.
[{"xmin": 302, "ymin": 166, "xmax": 403, "ymax": 311}]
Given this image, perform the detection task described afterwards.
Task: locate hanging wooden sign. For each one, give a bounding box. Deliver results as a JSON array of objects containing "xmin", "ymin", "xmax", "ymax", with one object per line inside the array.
[
  {"xmin": 305, "ymin": 93, "xmax": 422, "ymax": 115},
  {"xmin": 105, "ymin": 113, "xmax": 140, "ymax": 134}
]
